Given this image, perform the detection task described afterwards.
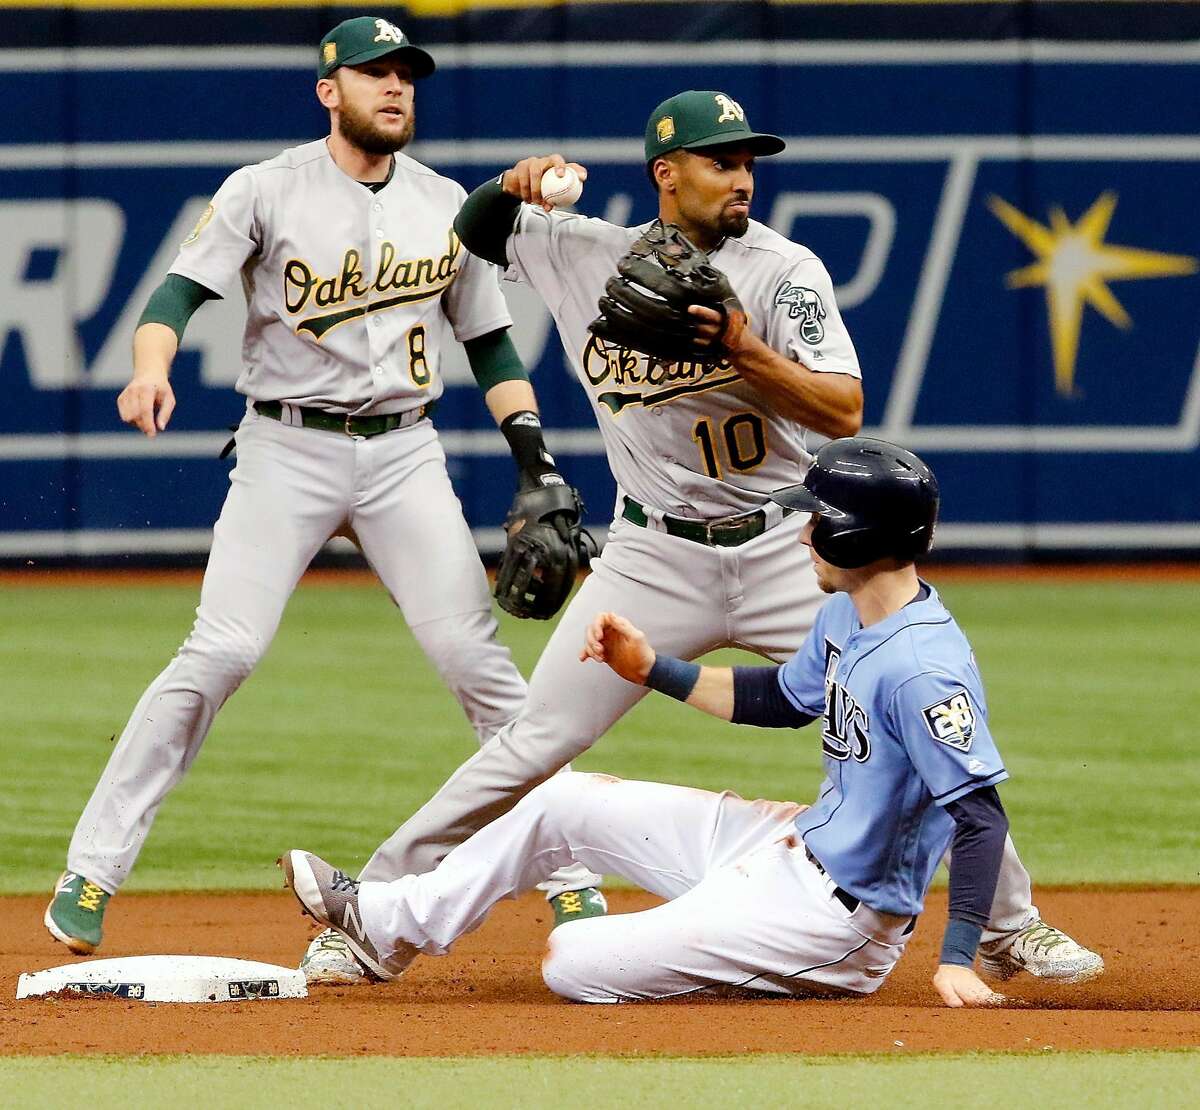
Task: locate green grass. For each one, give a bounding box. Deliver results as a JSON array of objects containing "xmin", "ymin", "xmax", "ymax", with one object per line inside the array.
[
  {"xmin": 0, "ymin": 1051, "xmax": 1196, "ymax": 1108},
  {"xmin": 2, "ymin": 577, "xmax": 1198, "ymax": 893}
]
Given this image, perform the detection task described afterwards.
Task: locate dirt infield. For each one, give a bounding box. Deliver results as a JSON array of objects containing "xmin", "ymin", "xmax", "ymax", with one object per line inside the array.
[{"xmin": 2, "ymin": 889, "xmax": 1198, "ymax": 1056}]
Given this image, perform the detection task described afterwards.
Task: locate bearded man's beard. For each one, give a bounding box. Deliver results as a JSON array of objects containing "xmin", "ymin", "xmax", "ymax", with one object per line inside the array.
[
  {"xmin": 716, "ymin": 208, "xmax": 750, "ymax": 238},
  {"xmin": 337, "ymin": 102, "xmax": 415, "ymax": 154}
]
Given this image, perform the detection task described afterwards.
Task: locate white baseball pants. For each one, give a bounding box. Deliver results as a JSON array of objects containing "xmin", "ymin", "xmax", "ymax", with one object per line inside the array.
[
  {"xmin": 360, "ymin": 510, "xmax": 1038, "ymax": 943},
  {"xmin": 67, "ymin": 410, "xmax": 595, "ymax": 894},
  {"xmin": 359, "ymin": 771, "xmax": 918, "ymax": 1000}
]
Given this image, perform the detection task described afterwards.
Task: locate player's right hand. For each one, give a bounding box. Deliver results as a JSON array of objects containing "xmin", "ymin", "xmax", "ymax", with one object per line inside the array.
[
  {"xmin": 932, "ymin": 964, "xmax": 1006, "ymax": 1008},
  {"xmin": 580, "ymin": 611, "xmax": 655, "ymax": 685},
  {"xmin": 117, "ymin": 369, "xmax": 176, "ymax": 438},
  {"xmin": 502, "ymin": 154, "xmax": 588, "ymax": 211}
]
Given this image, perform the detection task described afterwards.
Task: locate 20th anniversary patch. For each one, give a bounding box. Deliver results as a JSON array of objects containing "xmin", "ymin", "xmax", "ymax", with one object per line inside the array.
[{"xmin": 921, "ymin": 690, "xmax": 976, "ymax": 751}]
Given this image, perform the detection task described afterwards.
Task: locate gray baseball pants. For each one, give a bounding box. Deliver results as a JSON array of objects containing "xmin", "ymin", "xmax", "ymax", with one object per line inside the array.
[{"xmin": 67, "ymin": 413, "xmax": 595, "ymax": 895}]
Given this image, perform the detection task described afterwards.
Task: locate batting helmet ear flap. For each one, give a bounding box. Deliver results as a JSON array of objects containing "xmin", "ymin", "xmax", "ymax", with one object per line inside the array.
[{"xmin": 809, "ymin": 518, "xmax": 893, "ymax": 570}]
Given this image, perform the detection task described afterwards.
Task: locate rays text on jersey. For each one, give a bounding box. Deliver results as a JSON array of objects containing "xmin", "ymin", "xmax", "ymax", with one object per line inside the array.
[
  {"xmin": 286, "ymin": 230, "xmax": 462, "ymax": 341},
  {"xmin": 582, "ymin": 335, "xmax": 741, "ymax": 415},
  {"xmin": 823, "ymin": 681, "xmax": 871, "ymax": 763},
  {"xmin": 822, "ymin": 640, "xmax": 870, "ymax": 763}
]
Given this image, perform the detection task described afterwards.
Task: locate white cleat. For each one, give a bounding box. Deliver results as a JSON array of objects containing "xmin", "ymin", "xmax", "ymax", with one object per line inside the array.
[
  {"xmin": 979, "ymin": 920, "xmax": 1104, "ymax": 984},
  {"xmin": 300, "ymin": 927, "xmax": 372, "ymax": 986}
]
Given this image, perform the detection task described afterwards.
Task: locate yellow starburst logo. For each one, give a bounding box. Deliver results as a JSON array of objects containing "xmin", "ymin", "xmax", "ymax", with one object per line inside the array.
[{"xmin": 987, "ymin": 192, "xmax": 1198, "ymax": 396}]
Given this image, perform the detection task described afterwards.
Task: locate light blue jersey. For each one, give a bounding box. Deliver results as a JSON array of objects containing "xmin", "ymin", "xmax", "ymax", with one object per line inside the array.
[{"xmin": 779, "ymin": 583, "xmax": 1007, "ymax": 917}]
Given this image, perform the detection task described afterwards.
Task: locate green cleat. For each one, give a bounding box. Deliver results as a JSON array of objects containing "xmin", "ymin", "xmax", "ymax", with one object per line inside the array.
[
  {"xmin": 550, "ymin": 887, "xmax": 608, "ymax": 928},
  {"xmin": 44, "ymin": 871, "xmax": 111, "ymax": 955}
]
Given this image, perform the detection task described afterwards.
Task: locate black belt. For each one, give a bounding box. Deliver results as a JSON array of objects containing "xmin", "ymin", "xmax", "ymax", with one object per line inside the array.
[
  {"xmin": 805, "ymin": 846, "xmax": 918, "ymax": 934},
  {"xmin": 805, "ymin": 847, "xmax": 861, "ymax": 914},
  {"xmin": 253, "ymin": 400, "xmax": 430, "ymax": 438},
  {"xmin": 621, "ymin": 495, "xmax": 791, "ymax": 548}
]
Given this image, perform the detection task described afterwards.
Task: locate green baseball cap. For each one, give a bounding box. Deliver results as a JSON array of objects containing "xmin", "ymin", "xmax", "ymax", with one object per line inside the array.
[
  {"xmin": 318, "ymin": 16, "xmax": 436, "ymax": 80},
  {"xmin": 644, "ymin": 90, "xmax": 785, "ymax": 163}
]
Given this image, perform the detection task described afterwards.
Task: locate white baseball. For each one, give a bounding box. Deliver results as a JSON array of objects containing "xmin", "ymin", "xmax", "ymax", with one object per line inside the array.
[{"xmin": 540, "ymin": 166, "xmax": 583, "ymax": 208}]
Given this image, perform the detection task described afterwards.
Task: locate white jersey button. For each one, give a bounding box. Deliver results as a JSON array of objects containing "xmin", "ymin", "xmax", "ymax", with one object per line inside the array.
[
  {"xmin": 375, "ymin": 229, "xmax": 384, "ymax": 238},
  {"xmin": 373, "ymin": 202, "xmax": 382, "ymax": 213}
]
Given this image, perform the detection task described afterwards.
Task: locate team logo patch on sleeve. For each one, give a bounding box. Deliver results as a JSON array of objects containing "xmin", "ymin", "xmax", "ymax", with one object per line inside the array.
[
  {"xmin": 922, "ymin": 691, "xmax": 976, "ymax": 751},
  {"xmin": 774, "ymin": 282, "xmax": 827, "ymax": 344},
  {"xmin": 182, "ymin": 203, "xmax": 214, "ymax": 247}
]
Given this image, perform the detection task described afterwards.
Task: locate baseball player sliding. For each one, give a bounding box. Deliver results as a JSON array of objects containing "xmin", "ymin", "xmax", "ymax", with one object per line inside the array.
[
  {"xmin": 282, "ymin": 438, "xmax": 1074, "ymax": 1006},
  {"xmin": 44, "ymin": 17, "xmax": 600, "ymax": 963},
  {"xmin": 304, "ymin": 90, "xmax": 1101, "ymax": 986}
]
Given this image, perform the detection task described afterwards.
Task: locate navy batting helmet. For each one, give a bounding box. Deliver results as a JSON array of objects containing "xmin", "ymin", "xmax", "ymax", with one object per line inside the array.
[{"xmin": 769, "ymin": 437, "xmax": 939, "ymax": 569}]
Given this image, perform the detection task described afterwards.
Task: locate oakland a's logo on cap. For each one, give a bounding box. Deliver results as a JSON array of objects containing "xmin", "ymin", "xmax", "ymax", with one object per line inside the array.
[
  {"xmin": 322, "ymin": 43, "xmax": 337, "ymax": 65},
  {"xmin": 714, "ymin": 94, "xmax": 745, "ymax": 124},
  {"xmin": 656, "ymin": 116, "xmax": 675, "ymax": 144}
]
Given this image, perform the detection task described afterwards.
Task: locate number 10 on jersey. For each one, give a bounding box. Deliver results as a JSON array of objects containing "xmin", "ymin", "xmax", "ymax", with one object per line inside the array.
[{"xmin": 691, "ymin": 412, "xmax": 768, "ymax": 479}]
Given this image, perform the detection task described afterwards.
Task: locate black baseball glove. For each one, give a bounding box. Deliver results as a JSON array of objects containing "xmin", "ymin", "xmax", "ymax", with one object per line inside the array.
[
  {"xmin": 588, "ymin": 220, "xmax": 748, "ymax": 364},
  {"xmin": 495, "ymin": 480, "xmax": 595, "ymax": 620}
]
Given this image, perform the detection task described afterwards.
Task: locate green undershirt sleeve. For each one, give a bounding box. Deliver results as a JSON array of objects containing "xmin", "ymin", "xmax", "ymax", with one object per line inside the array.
[
  {"xmin": 464, "ymin": 327, "xmax": 529, "ymax": 393},
  {"xmin": 453, "ymin": 177, "xmax": 522, "ymax": 268},
  {"xmin": 137, "ymin": 273, "xmax": 219, "ymax": 341}
]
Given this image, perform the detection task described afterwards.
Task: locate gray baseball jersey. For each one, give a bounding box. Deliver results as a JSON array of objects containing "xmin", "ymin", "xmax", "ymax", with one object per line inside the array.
[
  {"xmin": 170, "ymin": 139, "xmax": 512, "ymax": 415},
  {"xmin": 504, "ymin": 211, "xmax": 860, "ymax": 517}
]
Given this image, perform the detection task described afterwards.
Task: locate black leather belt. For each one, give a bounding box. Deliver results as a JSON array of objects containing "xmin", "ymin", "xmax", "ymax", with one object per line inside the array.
[
  {"xmin": 805, "ymin": 847, "xmax": 860, "ymax": 914},
  {"xmin": 621, "ymin": 495, "xmax": 791, "ymax": 548},
  {"xmin": 805, "ymin": 846, "xmax": 918, "ymax": 934},
  {"xmin": 254, "ymin": 400, "xmax": 430, "ymax": 437}
]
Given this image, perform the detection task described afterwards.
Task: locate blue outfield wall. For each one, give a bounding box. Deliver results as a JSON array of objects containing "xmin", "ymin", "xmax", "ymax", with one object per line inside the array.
[{"xmin": 3, "ymin": 11, "xmax": 1200, "ymax": 558}]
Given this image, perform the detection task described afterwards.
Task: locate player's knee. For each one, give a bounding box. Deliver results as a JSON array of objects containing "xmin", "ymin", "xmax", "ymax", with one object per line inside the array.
[
  {"xmin": 413, "ymin": 607, "xmax": 501, "ymax": 675},
  {"xmin": 541, "ymin": 923, "xmax": 621, "ymax": 1004},
  {"xmin": 529, "ymin": 769, "xmax": 587, "ymax": 803},
  {"xmin": 179, "ymin": 619, "xmax": 267, "ymax": 686},
  {"xmin": 526, "ymin": 771, "xmax": 612, "ymax": 828},
  {"xmin": 412, "ymin": 609, "xmax": 526, "ymax": 738}
]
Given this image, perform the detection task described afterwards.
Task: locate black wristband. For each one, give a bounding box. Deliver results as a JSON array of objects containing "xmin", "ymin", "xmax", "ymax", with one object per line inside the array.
[
  {"xmin": 500, "ymin": 411, "xmax": 559, "ymax": 488},
  {"xmin": 940, "ymin": 918, "xmax": 984, "ymax": 967},
  {"xmin": 645, "ymin": 655, "xmax": 701, "ymax": 702}
]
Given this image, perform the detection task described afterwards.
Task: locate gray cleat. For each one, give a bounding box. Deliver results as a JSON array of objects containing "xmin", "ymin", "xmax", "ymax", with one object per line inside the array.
[{"xmin": 280, "ymin": 850, "xmax": 394, "ymax": 981}]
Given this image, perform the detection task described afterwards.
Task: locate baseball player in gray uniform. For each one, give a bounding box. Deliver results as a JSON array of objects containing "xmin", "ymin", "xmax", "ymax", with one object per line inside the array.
[
  {"xmin": 303, "ymin": 90, "xmax": 1101, "ymax": 986},
  {"xmin": 44, "ymin": 16, "xmax": 598, "ymax": 965}
]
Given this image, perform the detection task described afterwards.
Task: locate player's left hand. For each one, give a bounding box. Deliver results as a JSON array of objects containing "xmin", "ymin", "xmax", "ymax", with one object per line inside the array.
[
  {"xmin": 580, "ymin": 611, "xmax": 655, "ymax": 685},
  {"xmin": 932, "ymin": 964, "xmax": 1006, "ymax": 1008}
]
